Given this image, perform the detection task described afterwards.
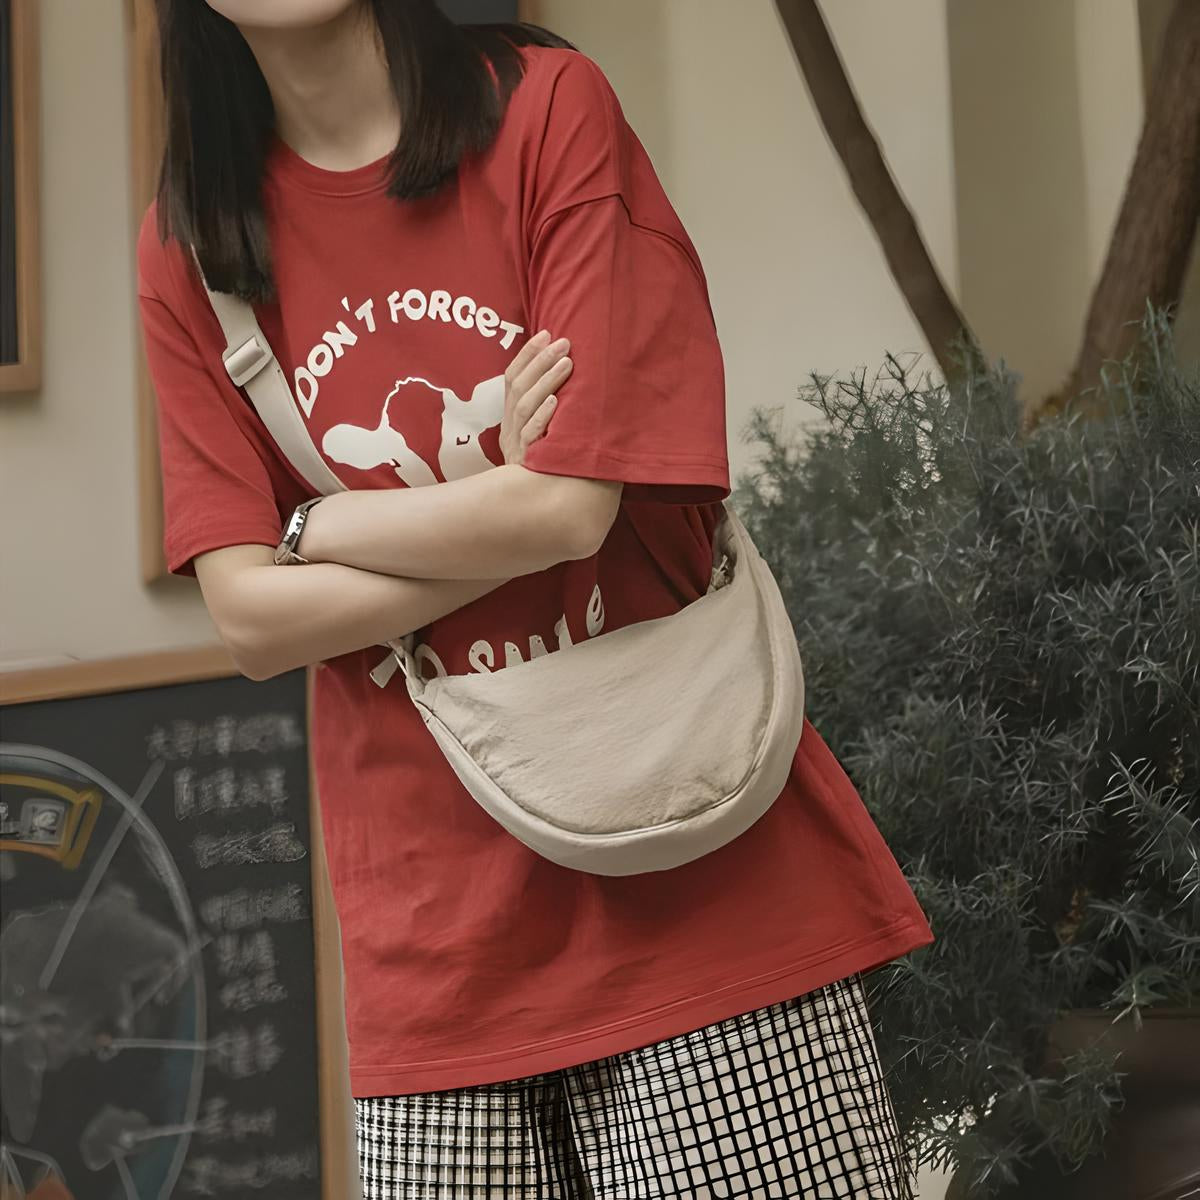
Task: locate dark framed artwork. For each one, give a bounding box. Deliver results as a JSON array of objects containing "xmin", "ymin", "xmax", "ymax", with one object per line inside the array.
[{"xmin": 0, "ymin": 0, "xmax": 40, "ymax": 393}]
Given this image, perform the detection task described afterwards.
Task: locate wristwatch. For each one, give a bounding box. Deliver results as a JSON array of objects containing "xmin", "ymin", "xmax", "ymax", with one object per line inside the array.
[{"xmin": 274, "ymin": 496, "xmax": 325, "ymax": 565}]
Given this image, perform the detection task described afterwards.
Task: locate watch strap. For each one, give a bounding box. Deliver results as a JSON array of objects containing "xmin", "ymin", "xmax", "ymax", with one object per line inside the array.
[{"xmin": 275, "ymin": 496, "xmax": 324, "ymax": 565}]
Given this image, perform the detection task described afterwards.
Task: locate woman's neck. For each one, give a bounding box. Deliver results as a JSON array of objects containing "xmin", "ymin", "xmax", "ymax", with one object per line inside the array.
[{"xmin": 237, "ymin": 4, "xmax": 400, "ymax": 171}]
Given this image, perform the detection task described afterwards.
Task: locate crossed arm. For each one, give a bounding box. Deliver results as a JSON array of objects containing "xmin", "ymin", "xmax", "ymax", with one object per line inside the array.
[
  {"xmin": 198, "ymin": 464, "xmax": 623, "ymax": 681},
  {"xmin": 297, "ymin": 462, "xmax": 622, "ymax": 580}
]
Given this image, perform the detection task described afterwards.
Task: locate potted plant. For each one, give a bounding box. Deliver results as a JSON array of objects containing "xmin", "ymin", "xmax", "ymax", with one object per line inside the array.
[{"xmin": 734, "ymin": 308, "xmax": 1199, "ymax": 1198}]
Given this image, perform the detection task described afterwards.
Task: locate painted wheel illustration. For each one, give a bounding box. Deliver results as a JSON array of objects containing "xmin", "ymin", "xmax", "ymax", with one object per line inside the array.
[{"xmin": 0, "ymin": 747, "xmax": 205, "ymax": 1200}]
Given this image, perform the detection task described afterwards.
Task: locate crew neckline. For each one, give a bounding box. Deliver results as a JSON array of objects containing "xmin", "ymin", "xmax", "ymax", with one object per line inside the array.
[{"xmin": 265, "ymin": 129, "xmax": 392, "ymax": 197}]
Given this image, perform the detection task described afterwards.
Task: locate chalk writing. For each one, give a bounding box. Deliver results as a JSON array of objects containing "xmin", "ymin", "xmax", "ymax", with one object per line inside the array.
[
  {"xmin": 195, "ymin": 1098, "xmax": 278, "ymax": 1141},
  {"xmin": 193, "ymin": 822, "xmax": 307, "ymax": 869},
  {"xmin": 181, "ymin": 1147, "xmax": 319, "ymax": 1196},
  {"xmin": 146, "ymin": 713, "xmax": 304, "ymax": 762},
  {"xmin": 213, "ymin": 929, "xmax": 288, "ymax": 1011},
  {"xmin": 208, "ymin": 1022, "xmax": 284, "ymax": 1079},
  {"xmin": 174, "ymin": 765, "xmax": 290, "ymax": 820},
  {"xmin": 198, "ymin": 883, "xmax": 307, "ymax": 931}
]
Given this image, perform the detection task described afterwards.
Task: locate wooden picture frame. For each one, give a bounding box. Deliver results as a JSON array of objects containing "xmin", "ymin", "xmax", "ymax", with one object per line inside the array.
[
  {"xmin": 0, "ymin": 649, "xmax": 353, "ymax": 1199},
  {"xmin": 0, "ymin": 0, "xmax": 41, "ymax": 393},
  {"xmin": 127, "ymin": 0, "xmax": 170, "ymax": 583}
]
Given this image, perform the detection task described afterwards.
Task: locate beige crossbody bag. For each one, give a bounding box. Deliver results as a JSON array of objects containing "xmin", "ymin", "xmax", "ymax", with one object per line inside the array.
[{"xmin": 198, "ymin": 268, "xmax": 806, "ymax": 876}]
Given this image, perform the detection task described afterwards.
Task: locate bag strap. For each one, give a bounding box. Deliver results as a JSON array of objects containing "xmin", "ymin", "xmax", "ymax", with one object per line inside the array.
[
  {"xmin": 187, "ymin": 248, "xmax": 733, "ymax": 692},
  {"xmin": 190, "ymin": 246, "xmax": 347, "ymax": 497},
  {"xmin": 190, "ymin": 248, "xmax": 414, "ymax": 685}
]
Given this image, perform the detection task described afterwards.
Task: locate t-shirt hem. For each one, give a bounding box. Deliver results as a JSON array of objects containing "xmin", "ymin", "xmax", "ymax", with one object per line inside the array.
[
  {"xmin": 521, "ymin": 440, "xmax": 731, "ymax": 505},
  {"xmin": 348, "ymin": 913, "xmax": 933, "ymax": 1097},
  {"xmin": 522, "ymin": 439, "xmax": 729, "ymax": 485},
  {"xmin": 165, "ymin": 526, "xmax": 281, "ymax": 577}
]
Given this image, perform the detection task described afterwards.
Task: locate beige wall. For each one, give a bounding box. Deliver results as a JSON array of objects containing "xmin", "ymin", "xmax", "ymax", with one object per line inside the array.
[
  {"xmin": 1076, "ymin": 0, "xmax": 1144, "ymax": 275},
  {"xmin": 529, "ymin": 0, "xmax": 960, "ymax": 454},
  {"xmin": 0, "ymin": 0, "xmax": 1170, "ymax": 672},
  {"xmin": 1, "ymin": 0, "xmax": 221, "ymax": 670},
  {"xmin": 949, "ymin": 0, "xmax": 1152, "ymax": 407}
]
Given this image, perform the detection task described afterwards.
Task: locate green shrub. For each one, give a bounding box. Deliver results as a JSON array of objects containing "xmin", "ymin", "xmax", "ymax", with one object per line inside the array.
[{"xmin": 734, "ymin": 309, "xmax": 1200, "ymax": 1194}]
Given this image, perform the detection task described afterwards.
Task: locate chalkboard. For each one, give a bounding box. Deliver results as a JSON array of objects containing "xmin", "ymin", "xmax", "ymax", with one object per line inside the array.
[{"xmin": 0, "ymin": 650, "xmax": 337, "ymax": 1200}]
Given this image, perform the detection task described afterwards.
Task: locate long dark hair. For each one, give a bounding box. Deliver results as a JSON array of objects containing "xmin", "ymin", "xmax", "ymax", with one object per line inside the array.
[{"xmin": 153, "ymin": 1, "xmax": 576, "ymax": 303}]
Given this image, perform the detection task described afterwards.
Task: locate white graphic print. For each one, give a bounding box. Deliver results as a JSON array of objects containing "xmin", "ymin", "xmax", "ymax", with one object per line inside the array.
[
  {"xmin": 315, "ymin": 365, "xmax": 603, "ymax": 676},
  {"xmin": 321, "ymin": 374, "xmax": 505, "ymax": 488},
  {"xmin": 290, "ymin": 287, "xmax": 605, "ymax": 675},
  {"xmin": 293, "ymin": 287, "xmax": 523, "ymax": 417},
  {"xmin": 321, "ymin": 379, "xmax": 438, "ymax": 488},
  {"xmin": 438, "ymin": 375, "xmax": 507, "ymax": 482},
  {"xmin": 411, "ymin": 580, "xmax": 607, "ymax": 679}
]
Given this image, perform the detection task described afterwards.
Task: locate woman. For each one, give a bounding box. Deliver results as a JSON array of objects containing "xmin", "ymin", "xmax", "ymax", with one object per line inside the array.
[{"xmin": 136, "ymin": 1, "xmax": 934, "ymax": 1196}]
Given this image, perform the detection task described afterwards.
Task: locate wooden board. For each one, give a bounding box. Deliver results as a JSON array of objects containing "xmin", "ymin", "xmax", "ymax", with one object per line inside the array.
[
  {"xmin": 125, "ymin": 0, "xmax": 169, "ymax": 585},
  {"xmin": 0, "ymin": 0, "xmax": 41, "ymax": 394}
]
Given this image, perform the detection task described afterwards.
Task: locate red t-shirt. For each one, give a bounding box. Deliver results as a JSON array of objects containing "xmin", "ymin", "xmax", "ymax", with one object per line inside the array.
[{"xmin": 137, "ymin": 43, "xmax": 932, "ymax": 1096}]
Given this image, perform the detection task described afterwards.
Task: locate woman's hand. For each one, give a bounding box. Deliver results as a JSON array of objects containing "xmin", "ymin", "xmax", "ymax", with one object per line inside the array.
[{"xmin": 499, "ymin": 329, "xmax": 573, "ymax": 466}]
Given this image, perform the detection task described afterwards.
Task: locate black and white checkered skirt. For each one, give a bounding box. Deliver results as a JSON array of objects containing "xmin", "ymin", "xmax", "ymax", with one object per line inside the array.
[{"xmin": 355, "ymin": 972, "xmax": 913, "ymax": 1199}]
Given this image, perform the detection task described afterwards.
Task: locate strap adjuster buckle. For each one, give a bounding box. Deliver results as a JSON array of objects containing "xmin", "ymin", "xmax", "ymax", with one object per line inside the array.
[
  {"xmin": 223, "ymin": 336, "xmax": 273, "ymax": 388},
  {"xmin": 369, "ymin": 635, "xmax": 418, "ymax": 689}
]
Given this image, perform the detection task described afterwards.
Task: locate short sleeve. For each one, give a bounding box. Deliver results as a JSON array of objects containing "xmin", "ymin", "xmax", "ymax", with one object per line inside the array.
[
  {"xmin": 519, "ymin": 54, "xmax": 730, "ymax": 505},
  {"xmin": 137, "ymin": 213, "xmax": 284, "ymax": 577}
]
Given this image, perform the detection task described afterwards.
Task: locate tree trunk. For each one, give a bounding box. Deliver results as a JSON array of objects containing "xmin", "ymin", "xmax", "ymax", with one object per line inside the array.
[
  {"xmin": 772, "ymin": 0, "xmax": 983, "ymax": 387},
  {"xmin": 1039, "ymin": 0, "xmax": 1200, "ymax": 428}
]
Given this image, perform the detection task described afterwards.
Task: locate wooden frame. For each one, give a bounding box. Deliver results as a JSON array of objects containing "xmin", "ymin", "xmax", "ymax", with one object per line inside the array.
[
  {"xmin": 0, "ymin": 0, "xmax": 41, "ymax": 393},
  {"xmin": 0, "ymin": 650, "xmax": 352, "ymax": 1199},
  {"xmin": 127, "ymin": 0, "xmax": 170, "ymax": 583}
]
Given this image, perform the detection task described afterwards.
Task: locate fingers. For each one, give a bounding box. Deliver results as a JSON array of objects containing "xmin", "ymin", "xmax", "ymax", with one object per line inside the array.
[
  {"xmin": 500, "ymin": 330, "xmax": 572, "ymax": 466},
  {"xmin": 511, "ymin": 347, "xmax": 572, "ymax": 428},
  {"xmin": 514, "ymin": 338, "xmax": 570, "ymax": 399},
  {"xmin": 505, "ymin": 328, "xmax": 552, "ymax": 383},
  {"xmin": 520, "ymin": 394, "xmax": 558, "ymax": 446},
  {"xmin": 509, "ymin": 328, "xmax": 570, "ymax": 394},
  {"xmin": 518, "ymin": 354, "xmax": 571, "ymax": 422},
  {"xmin": 505, "ymin": 330, "xmax": 562, "ymax": 404}
]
